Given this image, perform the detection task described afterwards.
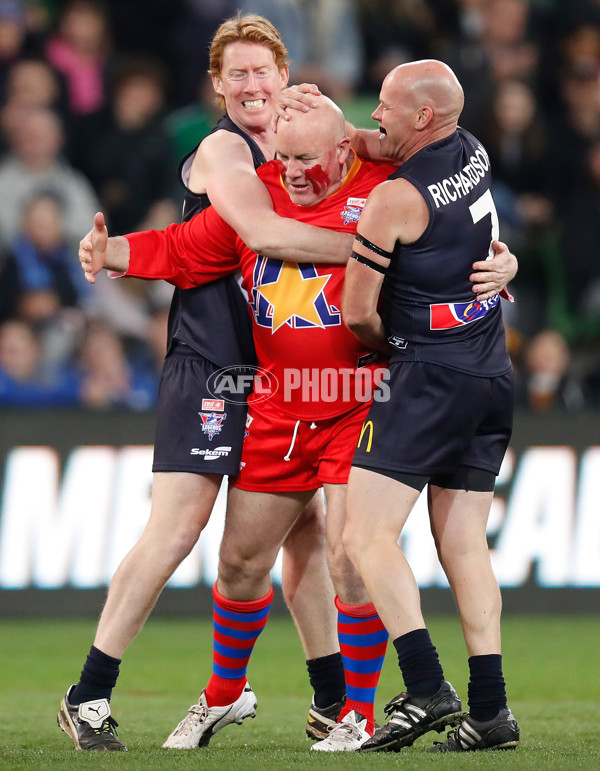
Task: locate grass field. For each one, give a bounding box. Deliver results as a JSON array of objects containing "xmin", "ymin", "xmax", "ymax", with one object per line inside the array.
[{"xmin": 1, "ymin": 614, "xmax": 599, "ymax": 769}]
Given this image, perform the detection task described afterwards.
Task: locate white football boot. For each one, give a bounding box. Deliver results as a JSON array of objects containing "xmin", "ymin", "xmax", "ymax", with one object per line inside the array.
[{"xmin": 162, "ymin": 684, "xmax": 257, "ymax": 749}]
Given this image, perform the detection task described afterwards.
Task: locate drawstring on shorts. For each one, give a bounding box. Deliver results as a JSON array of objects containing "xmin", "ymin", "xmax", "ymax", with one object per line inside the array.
[
  {"xmin": 283, "ymin": 420, "xmax": 301, "ymax": 461},
  {"xmin": 283, "ymin": 420, "xmax": 318, "ymax": 461}
]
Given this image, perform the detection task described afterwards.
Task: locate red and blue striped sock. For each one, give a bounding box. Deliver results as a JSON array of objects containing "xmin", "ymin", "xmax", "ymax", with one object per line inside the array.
[
  {"xmin": 205, "ymin": 583, "xmax": 273, "ymax": 707},
  {"xmin": 336, "ymin": 597, "xmax": 388, "ymax": 735}
]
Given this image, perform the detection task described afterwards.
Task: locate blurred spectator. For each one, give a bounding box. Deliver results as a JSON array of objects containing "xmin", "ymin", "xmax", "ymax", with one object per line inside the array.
[
  {"xmin": 477, "ymin": 78, "xmax": 554, "ymax": 337},
  {"xmin": 0, "ymin": 57, "xmax": 69, "ymax": 153},
  {"xmin": 164, "ymin": 72, "xmax": 220, "ymax": 160},
  {"xmin": 515, "ymin": 329, "xmax": 586, "ymax": 412},
  {"xmin": 356, "ymin": 0, "xmax": 436, "ymax": 92},
  {"xmin": 0, "ymin": 105, "xmax": 100, "ymax": 247},
  {"xmin": 549, "ymin": 26, "xmax": 600, "ymax": 201},
  {"xmin": 23, "ymin": 0, "xmax": 55, "ymax": 41},
  {"xmin": 479, "ymin": 0, "xmax": 540, "ymax": 85},
  {"xmin": 238, "ymin": 0, "xmax": 364, "ymax": 101},
  {"xmin": 428, "ymin": 0, "xmax": 496, "ymax": 132},
  {"xmin": 0, "ymin": 190, "xmax": 91, "ymax": 368},
  {"xmin": 0, "ymin": 106, "xmax": 159, "ymax": 348},
  {"xmin": 0, "ymin": 0, "xmax": 28, "ymax": 100},
  {"xmin": 0, "ymin": 190, "xmax": 92, "ymax": 315},
  {"xmin": 2, "ymin": 55, "xmax": 67, "ymax": 110},
  {"xmin": 68, "ymin": 55, "xmax": 179, "ymax": 235},
  {"xmin": 44, "ymin": 0, "xmax": 112, "ymax": 116},
  {"xmin": 559, "ymin": 0, "xmax": 600, "ymax": 29},
  {"xmin": 430, "ymin": 0, "xmax": 548, "ymax": 132},
  {"xmin": 77, "ymin": 319, "xmax": 158, "ymax": 410},
  {"xmin": 479, "ymin": 78, "xmax": 553, "ymax": 227},
  {"xmin": 0, "ymin": 317, "xmax": 80, "ymax": 405},
  {"xmin": 560, "ymin": 22, "xmax": 600, "ymax": 77},
  {"xmin": 159, "ymin": 0, "xmax": 232, "ymax": 108},
  {"xmin": 556, "ymin": 139, "xmax": 600, "ymax": 337}
]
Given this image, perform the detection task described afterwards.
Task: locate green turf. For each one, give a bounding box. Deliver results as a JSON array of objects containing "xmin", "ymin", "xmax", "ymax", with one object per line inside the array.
[{"xmin": 1, "ymin": 615, "xmax": 598, "ymax": 769}]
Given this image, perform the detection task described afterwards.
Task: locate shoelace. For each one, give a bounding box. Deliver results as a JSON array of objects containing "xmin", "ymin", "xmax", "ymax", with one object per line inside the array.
[
  {"xmin": 438, "ymin": 724, "xmax": 468, "ymax": 750},
  {"xmin": 326, "ymin": 719, "xmax": 363, "ymax": 743},
  {"xmin": 172, "ymin": 703, "xmax": 208, "ymax": 736},
  {"xmin": 188, "ymin": 703, "xmax": 208, "ymax": 718},
  {"xmin": 384, "ymin": 694, "xmax": 426, "ymax": 730},
  {"xmin": 384, "ymin": 693, "xmax": 408, "ymax": 717},
  {"xmin": 93, "ymin": 716, "xmax": 119, "ymax": 737}
]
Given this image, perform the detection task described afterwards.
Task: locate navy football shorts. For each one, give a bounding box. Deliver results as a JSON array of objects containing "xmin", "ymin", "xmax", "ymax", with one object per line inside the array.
[
  {"xmin": 152, "ymin": 344, "xmax": 249, "ymax": 477},
  {"xmin": 353, "ymin": 360, "xmax": 513, "ymax": 479}
]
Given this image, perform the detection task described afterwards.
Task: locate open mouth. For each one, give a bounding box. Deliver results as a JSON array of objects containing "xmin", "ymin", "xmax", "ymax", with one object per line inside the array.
[
  {"xmin": 289, "ymin": 182, "xmax": 310, "ymax": 194},
  {"xmin": 379, "ymin": 126, "xmax": 387, "ymax": 139},
  {"xmin": 242, "ymin": 99, "xmax": 266, "ymax": 110}
]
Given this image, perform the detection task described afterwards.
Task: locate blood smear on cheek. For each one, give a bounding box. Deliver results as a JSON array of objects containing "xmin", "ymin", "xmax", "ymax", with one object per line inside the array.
[{"xmin": 304, "ymin": 164, "xmax": 330, "ymax": 197}]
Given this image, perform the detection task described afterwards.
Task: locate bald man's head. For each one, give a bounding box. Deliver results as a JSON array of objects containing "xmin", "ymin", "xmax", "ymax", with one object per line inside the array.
[
  {"xmin": 276, "ymin": 94, "xmax": 351, "ymax": 206},
  {"xmin": 372, "ymin": 59, "xmax": 464, "ymax": 163},
  {"xmin": 277, "ymin": 94, "xmax": 347, "ymax": 149},
  {"xmin": 386, "ymin": 60, "xmax": 464, "ymax": 124}
]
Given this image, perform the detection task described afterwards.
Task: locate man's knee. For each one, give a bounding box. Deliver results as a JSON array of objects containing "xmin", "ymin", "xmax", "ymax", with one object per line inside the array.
[
  {"xmin": 338, "ymin": 524, "xmax": 355, "ymax": 565},
  {"xmin": 218, "ymin": 539, "xmax": 275, "ymax": 586},
  {"xmin": 140, "ymin": 517, "xmax": 203, "ymax": 567}
]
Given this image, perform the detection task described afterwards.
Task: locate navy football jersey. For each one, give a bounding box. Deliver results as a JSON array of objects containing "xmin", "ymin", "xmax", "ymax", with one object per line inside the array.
[
  {"xmin": 383, "ymin": 128, "xmax": 511, "ymax": 377},
  {"xmin": 165, "ymin": 114, "xmax": 262, "ymax": 366}
]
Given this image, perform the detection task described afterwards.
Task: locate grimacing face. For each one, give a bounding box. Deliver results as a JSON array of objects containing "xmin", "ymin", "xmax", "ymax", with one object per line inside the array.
[
  {"xmin": 212, "ymin": 41, "xmax": 288, "ymax": 132},
  {"xmin": 371, "ymin": 71, "xmax": 416, "ymax": 159}
]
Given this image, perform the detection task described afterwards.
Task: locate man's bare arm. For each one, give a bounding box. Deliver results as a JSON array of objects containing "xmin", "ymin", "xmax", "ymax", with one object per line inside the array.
[
  {"xmin": 342, "ymin": 184, "xmax": 404, "ymax": 353},
  {"xmin": 342, "ymin": 256, "xmax": 388, "ymax": 353},
  {"xmin": 194, "ymin": 132, "xmax": 353, "ymax": 264}
]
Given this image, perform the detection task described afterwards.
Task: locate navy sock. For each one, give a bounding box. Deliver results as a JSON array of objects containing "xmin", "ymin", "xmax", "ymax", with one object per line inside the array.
[
  {"xmin": 393, "ymin": 628, "xmax": 444, "ymax": 697},
  {"xmin": 70, "ymin": 645, "xmax": 121, "ymax": 705},
  {"xmin": 467, "ymin": 654, "xmax": 506, "ymax": 722},
  {"xmin": 306, "ymin": 652, "xmax": 346, "ymax": 708}
]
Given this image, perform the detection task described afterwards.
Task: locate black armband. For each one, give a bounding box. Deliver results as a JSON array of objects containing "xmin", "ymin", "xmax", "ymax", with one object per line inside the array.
[
  {"xmin": 355, "ymin": 233, "xmax": 393, "ymax": 259},
  {"xmin": 350, "ymin": 250, "xmax": 387, "ymax": 274}
]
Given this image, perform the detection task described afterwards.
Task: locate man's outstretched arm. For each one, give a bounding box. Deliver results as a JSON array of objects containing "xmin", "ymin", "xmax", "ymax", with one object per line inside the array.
[
  {"xmin": 78, "ymin": 210, "xmax": 240, "ymax": 289},
  {"xmin": 79, "ymin": 212, "xmax": 130, "ymax": 282}
]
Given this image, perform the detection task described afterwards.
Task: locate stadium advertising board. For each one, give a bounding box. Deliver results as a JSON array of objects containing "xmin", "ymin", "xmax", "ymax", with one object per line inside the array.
[{"xmin": 0, "ymin": 409, "xmax": 599, "ymax": 613}]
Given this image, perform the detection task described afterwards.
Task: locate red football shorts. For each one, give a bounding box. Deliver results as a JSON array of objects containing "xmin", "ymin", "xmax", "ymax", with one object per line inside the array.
[{"xmin": 233, "ymin": 399, "xmax": 372, "ymax": 492}]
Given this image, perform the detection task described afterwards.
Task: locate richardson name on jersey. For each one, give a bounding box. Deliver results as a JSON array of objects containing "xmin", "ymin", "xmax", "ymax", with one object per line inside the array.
[{"xmin": 427, "ymin": 145, "xmax": 490, "ymax": 208}]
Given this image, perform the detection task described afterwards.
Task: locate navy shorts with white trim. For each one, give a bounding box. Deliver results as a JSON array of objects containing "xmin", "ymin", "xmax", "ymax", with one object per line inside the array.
[{"xmin": 152, "ymin": 344, "xmax": 249, "ymax": 476}]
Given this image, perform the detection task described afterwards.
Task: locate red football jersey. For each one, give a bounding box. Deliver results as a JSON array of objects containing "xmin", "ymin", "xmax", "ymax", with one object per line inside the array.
[{"xmin": 126, "ymin": 155, "xmax": 394, "ymax": 420}]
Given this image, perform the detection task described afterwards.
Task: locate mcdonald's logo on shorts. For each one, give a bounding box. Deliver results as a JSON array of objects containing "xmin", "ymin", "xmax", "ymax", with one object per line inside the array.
[{"xmin": 357, "ymin": 420, "xmax": 374, "ymax": 452}]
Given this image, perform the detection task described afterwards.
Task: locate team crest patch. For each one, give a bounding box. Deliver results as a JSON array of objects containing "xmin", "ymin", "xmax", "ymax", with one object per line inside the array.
[
  {"xmin": 340, "ymin": 205, "xmax": 363, "ymax": 225},
  {"xmin": 340, "ymin": 197, "xmax": 366, "ymax": 226},
  {"xmin": 198, "ymin": 411, "xmax": 227, "ymax": 441}
]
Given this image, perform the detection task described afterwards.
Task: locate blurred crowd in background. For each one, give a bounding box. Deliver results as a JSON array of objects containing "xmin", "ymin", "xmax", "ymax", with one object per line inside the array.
[{"xmin": 1, "ymin": 0, "xmax": 600, "ymax": 412}]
